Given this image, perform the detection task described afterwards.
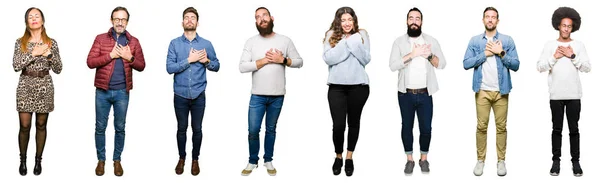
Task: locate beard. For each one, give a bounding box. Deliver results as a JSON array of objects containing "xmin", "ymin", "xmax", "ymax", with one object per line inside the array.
[
  {"xmin": 256, "ymin": 20, "xmax": 274, "ymax": 36},
  {"xmin": 184, "ymin": 24, "xmax": 196, "ymax": 31},
  {"xmin": 485, "ymin": 23, "xmax": 496, "ymax": 31},
  {"xmin": 407, "ymin": 23, "xmax": 422, "ymax": 37}
]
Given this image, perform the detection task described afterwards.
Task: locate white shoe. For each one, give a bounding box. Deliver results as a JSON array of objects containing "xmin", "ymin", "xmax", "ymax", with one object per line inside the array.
[
  {"xmin": 241, "ymin": 163, "xmax": 258, "ymax": 176},
  {"xmin": 473, "ymin": 160, "xmax": 484, "ymax": 176},
  {"xmin": 497, "ymin": 160, "xmax": 507, "ymax": 176},
  {"xmin": 264, "ymin": 162, "xmax": 277, "ymax": 176}
]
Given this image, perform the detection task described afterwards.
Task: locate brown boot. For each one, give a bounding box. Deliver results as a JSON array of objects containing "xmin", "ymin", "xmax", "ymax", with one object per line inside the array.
[
  {"xmin": 114, "ymin": 160, "xmax": 123, "ymax": 176},
  {"xmin": 191, "ymin": 160, "xmax": 200, "ymax": 176},
  {"xmin": 95, "ymin": 160, "xmax": 105, "ymax": 176},
  {"xmin": 175, "ymin": 159, "xmax": 185, "ymax": 175}
]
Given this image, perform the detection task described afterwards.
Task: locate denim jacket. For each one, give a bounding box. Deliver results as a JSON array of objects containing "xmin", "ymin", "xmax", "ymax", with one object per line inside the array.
[{"xmin": 463, "ymin": 31, "xmax": 519, "ymax": 95}]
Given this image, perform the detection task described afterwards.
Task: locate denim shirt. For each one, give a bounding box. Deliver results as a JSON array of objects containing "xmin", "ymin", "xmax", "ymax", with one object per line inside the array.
[
  {"xmin": 463, "ymin": 31, "xmax": 519, "ymax": 95},
  {"xmin": 166, "ymin": 33, "xmax": 220, "ymax": 99}
]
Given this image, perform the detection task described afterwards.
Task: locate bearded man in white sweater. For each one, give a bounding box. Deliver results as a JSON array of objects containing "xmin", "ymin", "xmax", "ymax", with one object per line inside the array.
[{"xmin": 536, "ymin": 7, "xmax": 590, "ymax": 177}]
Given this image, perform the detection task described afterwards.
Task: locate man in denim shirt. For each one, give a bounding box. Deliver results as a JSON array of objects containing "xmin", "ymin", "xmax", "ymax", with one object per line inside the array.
[
  {"xmin": 166, "ymin": 7, "xmax": 220, "ymax": 176},
  {"xmin": 463, "ymin": 7, "xmax": 519, "ymax": 177}
]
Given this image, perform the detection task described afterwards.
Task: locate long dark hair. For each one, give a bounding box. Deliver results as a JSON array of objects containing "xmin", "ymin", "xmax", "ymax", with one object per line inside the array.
[
  {"xmin": 324, "ymin": 7, "xmax": 359, "ymax": 47},
  {"xmin": 20, "ymin": 7, "xmax": 51, "ymax": 52}
]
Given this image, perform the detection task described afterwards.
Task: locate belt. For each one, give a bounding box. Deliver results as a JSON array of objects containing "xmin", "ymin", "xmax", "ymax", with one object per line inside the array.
[
  {"xmin": 406, "ymin": 88, "xmax": 428, "ymax": 94},
  {"xmin": 21, "ymin": 70, "xmax": 49, "ymax": 78}
]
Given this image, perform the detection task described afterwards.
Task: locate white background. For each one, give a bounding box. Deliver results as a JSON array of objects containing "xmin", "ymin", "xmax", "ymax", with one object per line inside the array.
[{"xmin": 0, "ymin": 0, "xmax": 598, "ymax": 182}]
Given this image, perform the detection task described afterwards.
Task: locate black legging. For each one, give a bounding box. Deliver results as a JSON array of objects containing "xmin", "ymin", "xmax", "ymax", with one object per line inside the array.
[
  {"xmin": 19, "ymin": 112, "xmax": 49, "ymax": 158},
  {"xmin": 328, "ymin": 84, "xmax": 369, "ymax": 154}
]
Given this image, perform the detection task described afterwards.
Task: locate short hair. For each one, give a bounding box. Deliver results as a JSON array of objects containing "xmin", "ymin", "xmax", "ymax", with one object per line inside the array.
[
  {"xmin": 483, "ymin": 7, "xmax": 498, "ymax": 19},
  {"xmin": 407, "ymin": 7, "xmax": 422, "ymax": 20},
  {"xmin": 552, "ymin": 7, "xmax": 581, "ymax": 32},
  {"xmin": 111, "ymin": 6, "xmax": 130, "ymax": 20},
  {"xmin": 183, "ymin": 7, "xmax": 199, "ymax": 19},
  {"xmin": 255, "ymin": 7, "xmax": 271, "ymax": 16}
]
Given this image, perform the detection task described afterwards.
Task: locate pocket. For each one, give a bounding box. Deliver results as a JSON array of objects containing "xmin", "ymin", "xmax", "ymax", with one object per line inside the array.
[{"xmin": 398, "ymin": 92, "xmax": 406, "ymax": 97}]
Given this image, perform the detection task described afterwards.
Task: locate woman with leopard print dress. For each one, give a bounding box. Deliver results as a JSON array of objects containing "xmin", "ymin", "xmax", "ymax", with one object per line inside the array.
[{"xmin": 13, "ymin": 7, "xmax": 62, "ymax": 176}]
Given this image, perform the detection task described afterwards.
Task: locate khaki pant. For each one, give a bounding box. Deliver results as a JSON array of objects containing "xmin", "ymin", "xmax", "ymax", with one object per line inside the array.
[{"xmin": 475, "ymin": 90, "xmax": 508, "ymax": 161}]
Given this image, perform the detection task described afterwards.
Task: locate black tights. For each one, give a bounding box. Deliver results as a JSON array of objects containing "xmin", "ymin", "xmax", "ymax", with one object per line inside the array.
[{"xmin": 18, "ymin": 112, "xmax": 49, "ymax": 158}]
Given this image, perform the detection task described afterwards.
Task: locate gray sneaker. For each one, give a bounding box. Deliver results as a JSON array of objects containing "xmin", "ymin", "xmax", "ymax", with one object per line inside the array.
[
  {"xmin": 497, "ymin": 160, "xmax": 507, "ymax": 176},
  {"xmin": 473, "ymin": 160, "xmax": 484, "ymax": 176},
  {"xmin": 404, "ymin": 161, "xmax": 415, "ymax": 175},
  {"xmin": 419, "ymin": 160, "xmax": 430, "ymax": 173}
]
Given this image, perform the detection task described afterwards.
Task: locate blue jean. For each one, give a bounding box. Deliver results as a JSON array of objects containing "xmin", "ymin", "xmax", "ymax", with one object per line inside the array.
[
  {"xmin": 174, "ymin": 93, "xmax": 205, "ymax": 160},
  {"xmin": 247, "ymin": 94, "xmax": 284, "ymax": 164},
  {"xmin": 398, "ymin": 91, "xmax": 433, "ymax": 155},
  {"xmin": 95, "ymin": 88, "xmax": 129, "ymax": 161}
]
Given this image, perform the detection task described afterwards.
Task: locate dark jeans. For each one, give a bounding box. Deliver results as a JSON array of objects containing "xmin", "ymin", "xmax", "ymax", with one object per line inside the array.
[
  {"xmin": 328, "ymin": 84, "xmax": 369, "ymax": 154},
  {"xmin": 398, "ymin": 90, "xmax": 433, "ymax": 154},
  {"xmin": 550, "ymin": 100, "xmax": 580, "ymax": 162},
  {"xmin": 95, "ymin": 88, "xmax": 129, "ymax": 161},
  {"xmin": 174, "ymin": 93, "xmax": 206, "ymax": 160},
  {"xmin": 247, "ymin": 94, "xmax": 284, "ymax": 164}
]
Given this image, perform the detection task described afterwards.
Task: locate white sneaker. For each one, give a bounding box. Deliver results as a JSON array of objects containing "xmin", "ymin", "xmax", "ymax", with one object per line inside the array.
[
  {"xmin": 473, "ymin": 160, "xmax": 484, "ymax": 176},
  {"xmin": 241, "ymin": 163, "xmax": 258, "ymax": 176},
  {"xmin": 497, "ymin": 160, "xmax": 507, "ymax": 176},
  {"xmin": 264, "ymin": 162, "xmax": 277, "ymax": 176}
]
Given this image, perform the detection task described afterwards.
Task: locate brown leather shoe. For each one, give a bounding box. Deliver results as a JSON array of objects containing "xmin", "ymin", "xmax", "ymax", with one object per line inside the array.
[
  {"xmin": 95, "ymin": 161, "xmax": 105, "ymax": 176},
  {"xmin": 191, "ymin": 160, "xmax": 200, "ymax": 176},
  {"xmin": 175, "ymin": 159, "xmax": 185, "ymax": 175},
  {"xmin": 114, "ymin": 161, "xmax": 124, "ymax": 176}
]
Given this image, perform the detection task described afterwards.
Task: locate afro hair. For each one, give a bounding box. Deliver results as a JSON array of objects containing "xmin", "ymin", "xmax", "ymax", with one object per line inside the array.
[{"xmin": 552, "ymin": 7, "xmax": 581, "ymax": 32}]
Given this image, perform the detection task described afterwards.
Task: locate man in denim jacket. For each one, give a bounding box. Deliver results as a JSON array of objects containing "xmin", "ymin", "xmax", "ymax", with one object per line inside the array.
[{"xmin": 463, "ymin": 7, "xmax": 520, "ymax": 177}]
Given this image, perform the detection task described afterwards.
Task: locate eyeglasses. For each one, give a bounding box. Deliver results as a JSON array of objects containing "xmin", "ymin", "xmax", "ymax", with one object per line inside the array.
[{"xmin": 112, "ymin": 18, "xmax": 128, "ymax": 23}]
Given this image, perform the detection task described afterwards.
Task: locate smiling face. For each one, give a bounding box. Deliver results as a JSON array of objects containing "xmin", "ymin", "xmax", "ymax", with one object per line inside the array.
[
  {"xmin": 406, "ymin": 10, "xmax": 422, "ymax": 37},
  {"xmin": 27, "ymin": 8, "xmax": 43, "ymax": 31},
  {"xmin": 340, "ymin": 13, "xmax": 354, "ymax": 34},
  {"xmin": 111, "ymin": 10, "xmax": 129, "ymax": 34},
  {"xmin": 255, "ymin": 8, "xmax": 274, "ymax": 36}
]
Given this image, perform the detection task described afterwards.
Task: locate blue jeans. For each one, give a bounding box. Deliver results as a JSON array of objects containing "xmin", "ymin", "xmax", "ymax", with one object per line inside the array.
[
  {"xmin": 95, "ymin": 88, "xmax": 129, "ymax": 161},
  {"xmin": 398, "ymin": 90, "xmax": 433, "ymax": 155},
  {"xmin": 247, "ymin": 94, "xmax": 284, "ymax": 164},
  {"xmin": 174, "ymin": 93, "xmax": 205, "ymax": 160}
]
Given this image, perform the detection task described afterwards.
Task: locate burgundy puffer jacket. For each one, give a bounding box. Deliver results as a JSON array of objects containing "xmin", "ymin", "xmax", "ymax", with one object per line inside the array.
[{"xmin": 87, "ymin": 28, "xmax": 145, "ymax": 92}]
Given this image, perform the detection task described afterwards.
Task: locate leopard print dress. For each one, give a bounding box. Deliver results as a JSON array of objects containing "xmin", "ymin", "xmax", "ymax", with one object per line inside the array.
[{"xmin": 12, "ymin": 38, "xmax": 62, "ymax": 113}]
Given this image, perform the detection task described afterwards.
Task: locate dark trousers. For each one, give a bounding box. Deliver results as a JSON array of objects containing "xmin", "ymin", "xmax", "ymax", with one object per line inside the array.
[
  {"xmin": 328, "ymin": 84, "xmax": 369, "ymax": 154},
  {"xmin": 175, "ymin": 93, "xmax": 206, "ymax": 160},
  {"xmin": 550, "ymin": 100, "xmax": 580, "ymax": 162},
  {"xmin": 398, "ymin": 90, "xmax": 433, "ymax": 154}
]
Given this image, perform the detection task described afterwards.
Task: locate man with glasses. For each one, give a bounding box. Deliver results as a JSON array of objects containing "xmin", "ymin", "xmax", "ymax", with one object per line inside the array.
[
  {"xmin": 537, "ymin": 7, "xmax": 589, "ymax": 177},
  {"xmin": 167, "ymin": 7, "xmax": 220, "ymax": 176},
  {"xmin": 87, "ymin": 6, "xmax": 146, "ymax": 177}
]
